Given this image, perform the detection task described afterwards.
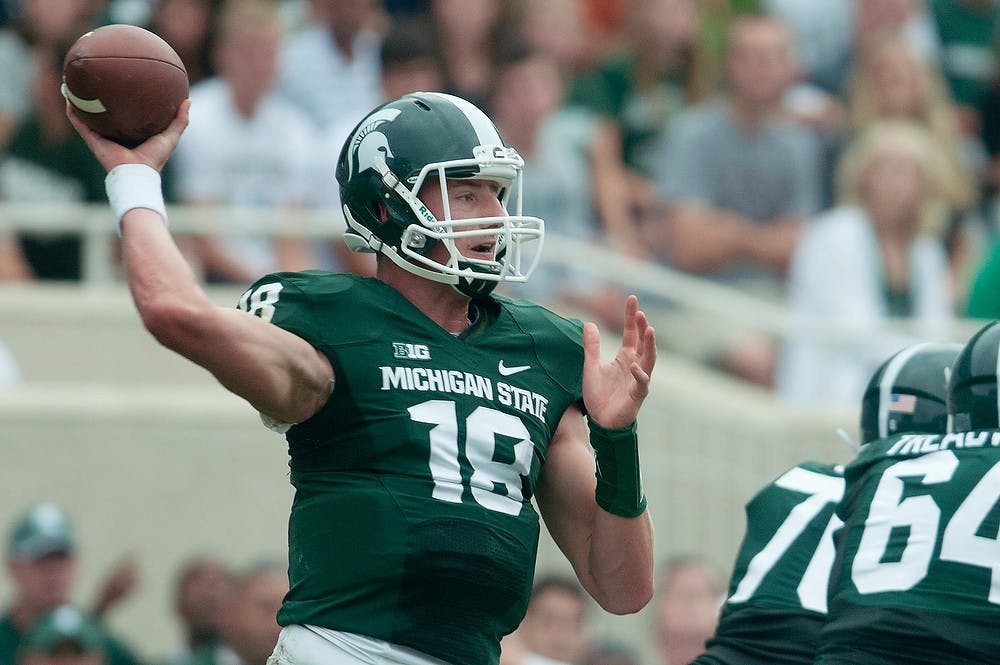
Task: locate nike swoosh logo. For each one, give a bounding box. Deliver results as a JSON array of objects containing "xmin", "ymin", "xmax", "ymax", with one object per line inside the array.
[
  {"xmin": 61, "ymin": 83, "xmax": 107, "ymax": 113},
  {"xmin": 498, "ymin": 360, "xmax": 531, "ymax": 376}
]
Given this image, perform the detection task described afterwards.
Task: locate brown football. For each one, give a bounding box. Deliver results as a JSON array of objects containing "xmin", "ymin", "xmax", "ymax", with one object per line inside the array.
[{"xmin": 62, "ymin": 24, "xmax": 189, "ymax": 147}]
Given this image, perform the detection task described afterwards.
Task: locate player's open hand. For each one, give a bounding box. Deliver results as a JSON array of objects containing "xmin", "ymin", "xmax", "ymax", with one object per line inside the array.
[
  {"xmin": 67, "ymin": 98, "xmax": 190, "ymax": 173},
  {"xmin": 582, "ymin": 295, "xmax": 656, "ymax": 429}
]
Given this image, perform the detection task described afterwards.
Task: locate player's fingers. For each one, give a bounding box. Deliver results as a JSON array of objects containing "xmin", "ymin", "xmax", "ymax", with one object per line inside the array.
[
  {"xmin": 149, "ymin": 99, "xmax": 189, "ymax": 147},
  {"xmin": 66, "ymin": 101, "xmax": 129, "ymax": 170},
  {"xmin": 629, "ymin": 361, "xmax": 650, "ymax": 400},
  {"xmin": 633, "ymin": 308, "xmax": 649, "ymax": 349},
  {"xmin": 66, "ymin": 102, "xmax": 98, "ymax": 143},
  {"xmin": 620, "ymin": 295, "xmax": 639, "ymax": 349},
  {"xmin": 640, "ymin": 325, "xmax": 657, "ymax": 375},
  {"xmin": 165, "ymin": 98, "xmax": 190, "ymax": 137},
  {"xmin": 583, "ymin": 321, "xmax": 601, "ymax": 368},
  {"xmin": 135, "ymin": 99, "xmax": 190, "ymax": 169}
]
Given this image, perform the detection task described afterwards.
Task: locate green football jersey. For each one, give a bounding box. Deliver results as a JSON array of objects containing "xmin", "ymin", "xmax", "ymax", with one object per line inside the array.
[
  {"xmin": 694, "ymin": 462, "xmax": 844, "ymax": 665},
  {"xmin": 237, "ymin": 272, "xmax": 585, "ymax": 665},
  {"xmin": 819, "ymin": 431, "xmax": 1000, "ymax": 665}
]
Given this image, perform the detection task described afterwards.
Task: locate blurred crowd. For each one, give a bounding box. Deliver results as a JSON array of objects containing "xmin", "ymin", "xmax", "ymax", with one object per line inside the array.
[
  {"xmin": 0, "ymin": 502, "xmax": 295, "ymax": 665},
  {"xmin": 3, "ymin": 0, "xmax": 1000, "ymax": 405},
  {"xmin": 0, "ymin": 502, "xmax": 725, "ymax": 665}
]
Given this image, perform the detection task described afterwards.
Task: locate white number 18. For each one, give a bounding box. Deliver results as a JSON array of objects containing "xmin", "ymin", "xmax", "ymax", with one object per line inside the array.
[{"xmin": 409, "ymin": 399, "xmax": 535, "ymax": 516}]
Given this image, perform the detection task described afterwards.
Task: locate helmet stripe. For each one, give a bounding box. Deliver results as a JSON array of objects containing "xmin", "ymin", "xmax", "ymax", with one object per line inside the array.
[{"xmin": 422, "ymin": 92, "xmax": 503, "ymax": 146}]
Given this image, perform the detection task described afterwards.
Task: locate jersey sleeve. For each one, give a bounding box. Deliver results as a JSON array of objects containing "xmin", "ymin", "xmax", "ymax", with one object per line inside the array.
[
  {"xmin": 236, "ymin": 271, "xmax": 331, "ymax": 432},
  {"xmin": 236, "ymin": 271, "xmax": 326, "ymax": 346},
  {"xmin": 506, "ymin": 298, "xmax": 585, "ymax": 405}
]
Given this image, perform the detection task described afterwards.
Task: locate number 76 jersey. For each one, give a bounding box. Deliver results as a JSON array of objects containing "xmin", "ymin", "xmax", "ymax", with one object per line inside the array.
[
  {"xmin": 818, "ymin": 432, "xmax": 1000, "ymax": 665},
  {"xmin": 238, "ymin": 272, "xmax": 585, "ymax": 665},
  {"xmin": 694, "ymin": 462, "xmax": 844, "ymax": 665}
]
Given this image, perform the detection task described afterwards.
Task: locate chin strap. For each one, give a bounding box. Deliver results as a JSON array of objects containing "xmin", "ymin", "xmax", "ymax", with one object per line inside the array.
[{"xmin": 454, "ymin": 273, "xmax": 498, "ymax": 297}]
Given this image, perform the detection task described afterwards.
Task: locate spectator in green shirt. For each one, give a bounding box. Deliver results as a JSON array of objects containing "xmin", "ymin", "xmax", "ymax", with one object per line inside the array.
[{"xmin": 0, "ymin": 504, "xmax": 143, "ymax": 665}]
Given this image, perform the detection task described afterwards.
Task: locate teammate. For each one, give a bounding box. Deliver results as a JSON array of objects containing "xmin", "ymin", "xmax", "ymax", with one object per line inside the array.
[
  {"xmin": 818, "ymin": 334, "xmax": 999, "ymax": 665},
  {"xmin": 694, "ymin": 342, "xmax": 959, "ymax": 665},
  {"xmin": 66, "ymin": 92, "xmax": 656, "ymax": 665}
]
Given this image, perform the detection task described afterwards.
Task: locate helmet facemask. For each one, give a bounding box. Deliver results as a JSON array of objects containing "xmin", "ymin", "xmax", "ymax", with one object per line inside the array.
[{"xmin": 345, "ymin": 146, "xmax": 544, "ymax": 297}]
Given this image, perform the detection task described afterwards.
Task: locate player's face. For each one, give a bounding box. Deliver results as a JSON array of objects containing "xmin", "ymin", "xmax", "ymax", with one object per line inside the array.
[{"xmin": 418, "ymin": 177, "xmax": 505, "ymax": 263}]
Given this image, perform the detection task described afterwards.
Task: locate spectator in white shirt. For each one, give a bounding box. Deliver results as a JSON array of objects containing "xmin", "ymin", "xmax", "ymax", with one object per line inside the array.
[
  {"xmin": 174, "ymin": 0, "xmax": 316, "ymax": 284},
  {"xmin": 277, "ymin": 0, "xmax": 382, "ymax": 131}
]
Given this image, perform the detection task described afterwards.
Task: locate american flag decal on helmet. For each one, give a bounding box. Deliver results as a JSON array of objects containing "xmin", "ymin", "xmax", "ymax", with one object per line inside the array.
[{"xmin": 889, "ymin": 393, "xmax": 916, "ymax": 413}]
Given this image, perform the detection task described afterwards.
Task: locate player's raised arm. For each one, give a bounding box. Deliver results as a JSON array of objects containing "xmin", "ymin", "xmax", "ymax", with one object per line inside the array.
[
  {"xmin": 66, "ymin": 101, "xmax": 333, "ymax": 424},
  {"xmin": 535, "ymin": 295, "xmax": 656, "ymax": 615}
]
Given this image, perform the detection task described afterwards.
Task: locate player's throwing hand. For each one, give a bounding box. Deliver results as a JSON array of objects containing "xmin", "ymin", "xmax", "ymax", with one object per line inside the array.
[{"xmin": 66, "ymin": 99, "xmax": 190, "ymax": 173}]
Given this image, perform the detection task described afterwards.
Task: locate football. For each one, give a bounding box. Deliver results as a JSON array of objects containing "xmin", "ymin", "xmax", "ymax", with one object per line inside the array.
[{"xmin": 62, "ymin": 24, "xmax": 189, "ymax": 147}]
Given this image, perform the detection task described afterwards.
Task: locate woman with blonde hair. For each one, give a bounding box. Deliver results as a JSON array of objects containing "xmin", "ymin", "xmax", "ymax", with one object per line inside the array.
[
  {"xmin": 844, "ymin": 33, "xmax": 977, "ymax": 213},
  {"xmin": 776, "ymin": 120, "xmax": 956, "ymax": 406}
]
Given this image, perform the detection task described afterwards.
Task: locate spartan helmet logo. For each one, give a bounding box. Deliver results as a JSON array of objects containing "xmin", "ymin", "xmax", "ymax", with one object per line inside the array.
[{"xmin": 347, "ymin": 108, "xmax": 403, "ymax": 179}]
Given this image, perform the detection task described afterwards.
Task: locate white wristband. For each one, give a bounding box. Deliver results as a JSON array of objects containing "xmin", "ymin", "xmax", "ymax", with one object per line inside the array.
[{"xmin": 105, "ymin": 163, "xmax": 168, "ymax": 236}]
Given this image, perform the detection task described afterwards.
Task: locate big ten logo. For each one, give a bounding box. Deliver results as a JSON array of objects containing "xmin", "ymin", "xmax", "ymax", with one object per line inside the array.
[{"xmin": 393, "ymin": 343, "xmax": 431, "ymax": 360}]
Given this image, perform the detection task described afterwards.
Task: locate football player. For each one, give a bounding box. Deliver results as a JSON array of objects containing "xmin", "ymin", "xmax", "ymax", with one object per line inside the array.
[
  {"xmin": 66, "ymin": 92, "xmax": 656, "ymax": 665},
  {"xmin": 694, "ymin": 342, "xmax": 959, "ymax": 665},
  {"xmin": 816, "ymin": 334, "xmax": 1000, "ymax": 665}
]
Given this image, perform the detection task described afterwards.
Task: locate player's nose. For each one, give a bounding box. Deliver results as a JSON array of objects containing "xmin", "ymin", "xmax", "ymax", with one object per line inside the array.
[{"xmin": 480, "ymin": 195, "xmax": 505, "ymax": 218}]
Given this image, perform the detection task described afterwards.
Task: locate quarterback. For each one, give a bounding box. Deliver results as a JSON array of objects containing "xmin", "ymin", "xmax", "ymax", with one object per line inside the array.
[{"xmin": 67, "ymin": 92, "xmax": 656, "ymax": 665}]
